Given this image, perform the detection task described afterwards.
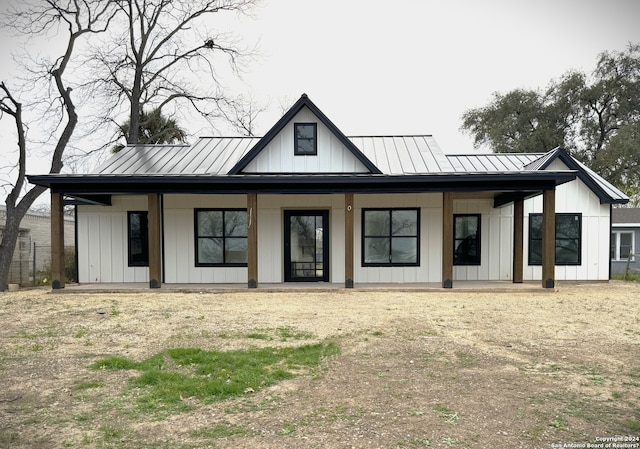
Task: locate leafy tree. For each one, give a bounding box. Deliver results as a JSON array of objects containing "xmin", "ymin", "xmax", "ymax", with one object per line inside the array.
[
  {"xmin": 0, "ymin": 0, "xmax": 115, "ymax": 291},
  {"xmin": 112, "ymin": 108, "xmax": 188, "ymax": 153},
  {"xmin": 461, "ymin": 43, "xmax": 640, "ymax": 197}
]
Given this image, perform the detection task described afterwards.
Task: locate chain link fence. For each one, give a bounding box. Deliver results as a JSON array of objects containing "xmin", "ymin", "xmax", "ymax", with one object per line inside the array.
[{"xmin": 7, "ymin": 243, "xmax": 77, "ymax": 286}]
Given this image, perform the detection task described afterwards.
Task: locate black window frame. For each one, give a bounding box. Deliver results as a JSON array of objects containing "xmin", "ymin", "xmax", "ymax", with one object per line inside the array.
[
  {"xmin": 128, "ymin": 211, "xmax": 149, "ymax": 267},
  {"xmin": 453, "ymin": 214, "xmax": 481, "ymax": 266},
  {"xmin": 528, "ymin": 213, "xmax": 582, "ymax": 266},
  {"xmin": 194, "ymin": 208, "xmax": 248, "ymax": 267},
  {"xmin": 294, "ymin": 122, "xmax": 317, "ymax": 155},
  {"xmin": 361, "ymin": 208, "xmax": 420, "ymax": 267}
]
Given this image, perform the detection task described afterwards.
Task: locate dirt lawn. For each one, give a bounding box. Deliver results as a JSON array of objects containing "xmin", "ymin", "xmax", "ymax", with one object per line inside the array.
[{"xmin": 1, "ymin": 282, "xmax": 639, "ymax": 449}]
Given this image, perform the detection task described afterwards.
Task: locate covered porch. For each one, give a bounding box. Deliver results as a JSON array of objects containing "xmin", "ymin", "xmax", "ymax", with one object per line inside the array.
[{"xmin": 40, "ymin": 171, "xmax": 573, "ymax": 291}]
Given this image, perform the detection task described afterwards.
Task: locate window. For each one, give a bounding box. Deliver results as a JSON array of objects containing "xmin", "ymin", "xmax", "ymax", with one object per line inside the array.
[
  {"xmin": 294, "ymin": 123, "xmax": 317, "ymax": 155},
  {"xmin": 195, "ymin": 209, "xmax": 248, "ymax": 266},
  {"xmin": 529, "ymin": 213, "xmax": 581, "ymax": 265},
  {"xmin": 362, "ymin": 208, "xmax": 419, "ymax": 266},
  {"xmin": 128, "ymin": 211, "xmax": 149, "ymax": 267},
  {"xmin": 611, "ymin": 231, "xmax": 634, "ymax": 261},
  {"xmin": 454, "ymin": 214, "xmax": 481, "ymax": 265}
]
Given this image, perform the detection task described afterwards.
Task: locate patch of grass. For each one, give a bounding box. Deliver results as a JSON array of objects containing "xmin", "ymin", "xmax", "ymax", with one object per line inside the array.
[
  {"xmin": 191, "ymin": 423, "xmax": 248, "ymax": 439},
  {"xmin": 0, "ymin": 430, "xmax": 19, "ymax": 446},
  {"xmin": 76, "ymin": 380, "xmax": 103, "ymax": 390},
  {"xmin": 626, "ymin": 419, "xmax": 640, "ymax": 432},
  {"xmin": 278, "ymin": 421, "xmax": 297, "ymax": 435},
  {"xmin": 100, "ymin": 423, "xmax": 124, "ymax": 441},
  {"xmin": 246, "ymin": 332, "xmax": 271, "ymax": 341},
  {"xmin": 585, "ymin": 368, "xmax": 604, "ymax": 385},
  {"xmin": 611, "ymin": 273, "xmax": 640, "ymax": 282},
  {"xmin": 74, "ymin": 328, "xmax": 89, "ymax": 339},
  {"xmin": 89, "ymin": 342, "xmax": 339, "ymax": 417},
  {"xmin": 549, "ymin": 415, "xmax": 568, "ymax": 429},
  {"xmin": 455, "ymin": 351, "xmax": 476, "ymax": 367},
  {"xmin": 434, "ymin": 404, "xmax": 460, "ymax": 425},
  {"xmin": 243, "ymin": 326, "xmax": 315, "ymax": 342}
]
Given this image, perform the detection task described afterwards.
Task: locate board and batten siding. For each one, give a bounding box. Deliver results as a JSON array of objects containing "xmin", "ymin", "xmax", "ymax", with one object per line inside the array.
[
  {"xmin": 242, "ymin": 107, "xmax": 370, "ymax": 173},
  {"xmin": 353, "ymin": 193, "xmax": 442, "ymax": 283},
  {"xmin": 452, "ymin": 198, "xmax": 514, "ymax": 281},
  {"xmin": 163, "ymin": 194, "xmax": 247, "ymax": 283},
  {"xmin": 522, "ymin": 160, "xmax": 611, "ymax": 281},
  {"xmin": 77, "ymin": 196, "xmax": 149, "ymax": 283}
]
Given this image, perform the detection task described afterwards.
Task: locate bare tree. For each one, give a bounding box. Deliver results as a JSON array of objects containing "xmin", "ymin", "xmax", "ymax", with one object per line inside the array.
[
  {"xmin": 0, "ymin": 0, "xmax": 115, "ymax": 291},
  {"xmin": 89, "ymin": 0, "xmax": 259, "ymax": 145}
]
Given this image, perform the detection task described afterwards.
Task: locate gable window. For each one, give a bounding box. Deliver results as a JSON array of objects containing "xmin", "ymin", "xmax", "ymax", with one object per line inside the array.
[
  {"xmin": 529, "ymin": 213, "xmax": 582, "ymax": 265},
  {"xmin": 611, "ymin": 231, "xmax": 634, "ymax": 261},
  {"xmin": 294, "ymin": 123, "xmax": 317, "ymax": 155},
  {"xmin": 195, "ymin": 209, "xmax": 248, "ymax": 266},
  {"xmin": 128, "ymin": 211, "xmax": 149, "ymax": 267},
  {"xmin": 454, "ymin": 214, "xmax": 481, "ymax": 265},
  {"xmin": 362, "ymin": 208, "xmax": 419, "ymax": 266}
]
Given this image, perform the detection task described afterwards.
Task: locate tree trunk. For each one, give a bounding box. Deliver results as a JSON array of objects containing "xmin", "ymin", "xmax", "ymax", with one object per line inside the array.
[{"xmin": 0, "ymin": 219, "xmax": 21, "ymax": 291}]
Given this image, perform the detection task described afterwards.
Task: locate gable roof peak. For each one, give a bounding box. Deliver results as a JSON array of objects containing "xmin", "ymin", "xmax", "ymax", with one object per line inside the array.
[{"xmin": 228, "ymin": 93, "xmax": 382, "ymax": 174}]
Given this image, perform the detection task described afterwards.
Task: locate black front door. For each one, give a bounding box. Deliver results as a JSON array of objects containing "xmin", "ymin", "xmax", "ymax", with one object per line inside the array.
[{"xmin": 284, "ymin": 211, "xmax": 329, "ymax": 282}]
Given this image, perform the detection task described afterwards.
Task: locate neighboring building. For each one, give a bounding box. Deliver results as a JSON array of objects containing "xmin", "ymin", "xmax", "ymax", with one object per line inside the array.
[
  {"xmin": 0, "ymin": 205, "xmax": 75, "ymax": 284},
  {"xmin": 611, "ymin": 208, "xmax": 640, "ymax": 276},
  {"xmin": 28, "ymin": 94, "xmax": 628, "ymax": 289}
]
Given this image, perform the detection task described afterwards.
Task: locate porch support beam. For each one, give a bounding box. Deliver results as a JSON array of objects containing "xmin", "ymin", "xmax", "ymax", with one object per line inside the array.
[
  {"xmin": 148, "ymin": 193, "xmax": 162, "ymax": 288},
  {"xmin": 542, "ymin": 189, "xmax": 555, "ymax": 288},
  {"xmin": 345, "ymin": 193, "xmax": 354, "ymax": 288},
  {"xmin": 51, "ymin": 192, "xmax": 65, "ymax": 289},
  {"xmin": 247, "ymin": 193, "xmax": 258, "ymax": 288},
  {"xmin": 513, "ymin": 198, "xmax": 524, "ymax": 283},
  {"xmin": 442, "ymin": 192, "xmax": 453, "ymax": 288}
]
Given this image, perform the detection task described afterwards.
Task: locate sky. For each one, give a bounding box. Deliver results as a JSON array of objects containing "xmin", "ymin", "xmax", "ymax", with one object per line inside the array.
[
  {"xmin": 1, "ymin": 0, "xmax": 640, "ymax": 187},
  {"xmin": 232, "ymin": 0, "xmax": 640, "ymax": 153}
]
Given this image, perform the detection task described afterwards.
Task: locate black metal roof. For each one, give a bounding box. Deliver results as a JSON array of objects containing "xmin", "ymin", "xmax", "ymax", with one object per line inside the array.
[{"xmin": 26, "ymin": 94, "xmax": 628, "ymax": 206}]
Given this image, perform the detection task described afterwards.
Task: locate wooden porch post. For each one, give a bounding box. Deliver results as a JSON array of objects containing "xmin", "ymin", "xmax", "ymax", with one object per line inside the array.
[
  {"xmin": 513, "ymin": 199, "xmax": 524, "ymax": 283},
  {"xmin": 345, "ymin": 193, "xmax": 354, "ymax": 288},
  {"xmin": 148, "ymin": 193, "xmax": 162, "ymax": 289},
  {"xmin": 50, "ymin": 192, "xmax": 65, "ymax": 289},
  {"xmin": 442, "ymin": 192, "xmax": 453, "ymax": 288},
  {"xmin": 542, "ymin": 189, "xmax": 555, "ymax": 288},
  {"xmin": 247, "ymin": 193, "xmax": 258, "ymax": 288}
]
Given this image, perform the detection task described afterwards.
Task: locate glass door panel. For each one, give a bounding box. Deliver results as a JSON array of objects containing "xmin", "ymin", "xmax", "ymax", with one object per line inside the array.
[{"xmin": 284, "ymin": 211, "xmax": 329, "ymax": 282}]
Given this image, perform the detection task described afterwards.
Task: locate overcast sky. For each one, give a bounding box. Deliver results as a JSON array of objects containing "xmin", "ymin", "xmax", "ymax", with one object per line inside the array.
[
  {"xmin": 1, "ymin": 0, "xmax": 640, "ymax": 177},
  {"xmin": 235, "ymin": 0, "xmax": 640, "ymax": 153}
]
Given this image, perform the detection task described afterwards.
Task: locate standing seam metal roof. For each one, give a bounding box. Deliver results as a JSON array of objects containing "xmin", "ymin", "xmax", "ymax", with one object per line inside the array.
[{"xmin": 88, "ymin": 136, "xmax": 627, "ymax": 204}]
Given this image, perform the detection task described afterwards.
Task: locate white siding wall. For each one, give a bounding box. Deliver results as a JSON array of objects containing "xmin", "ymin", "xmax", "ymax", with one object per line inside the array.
[
  {"xmin": 76, "ymin": 175, "xmax": 611, "ymax": 285},
  {"xmin": 452, "ymin": 199, "xmax": 514, "ymax": 281},
  {"xmin": 77, "ymin": 196, "xmax": 149, "ymax": 283},
  {"xmin": 163, "ymin": 194, "xmax": 247, "ymax": 283},
  {"xmin": 354, "ymin": 193, "xmax": 442, "ymax": 283},
  {"xmin": 523, "ymin": 160, "xmax": 610, "ymax": 281},
  {"xmin": 243, "ymin": 107, "xmax": 370, "ymax": 173}
]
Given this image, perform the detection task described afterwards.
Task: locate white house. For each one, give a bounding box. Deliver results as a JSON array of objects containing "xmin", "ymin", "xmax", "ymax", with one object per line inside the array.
[{"xmin": 28, "ymin": 94, "xmax": 628, "ymax": 289}]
